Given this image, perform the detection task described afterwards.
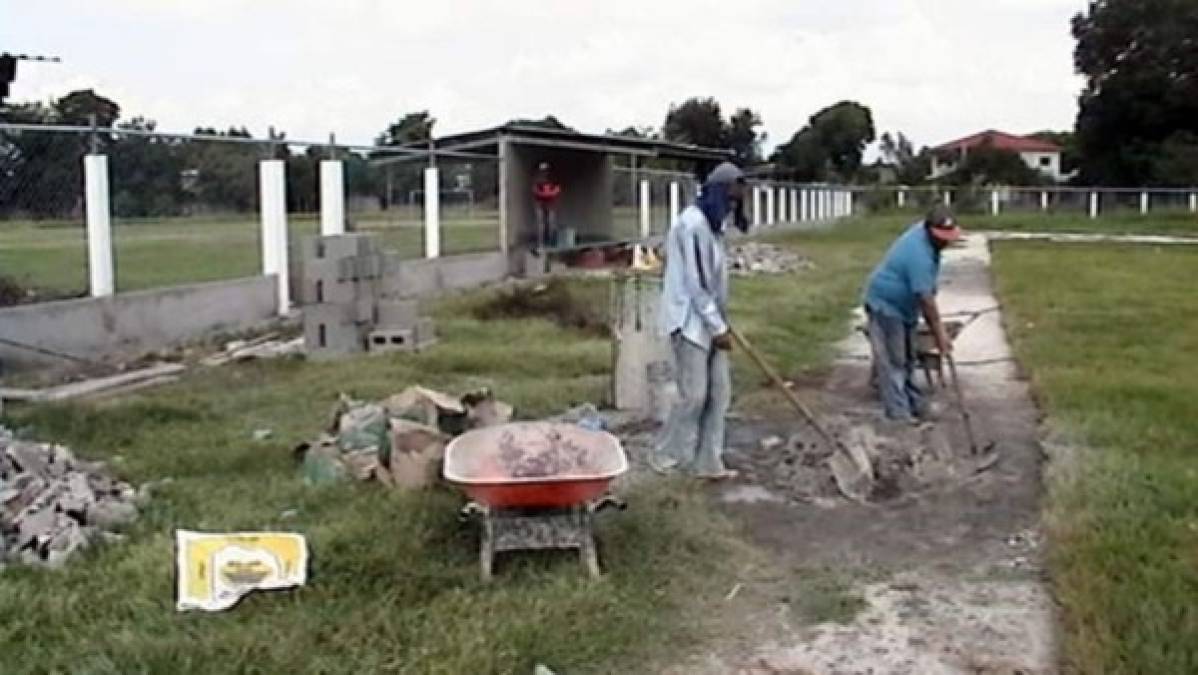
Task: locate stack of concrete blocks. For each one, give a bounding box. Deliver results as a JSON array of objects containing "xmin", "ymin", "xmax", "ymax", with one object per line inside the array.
[
  {"xmin": 611, "ymin": 273, "xmax": 674, "ymax": 422},
  {"xmin": 299, "ymin": 233, "xmax": 435, "ymax": 359}
]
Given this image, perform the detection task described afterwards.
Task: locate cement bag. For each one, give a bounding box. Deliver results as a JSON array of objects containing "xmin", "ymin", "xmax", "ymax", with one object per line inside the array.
[{"xmin": 175, "ymin": 530, "xmax": 308, "ymax": 612}]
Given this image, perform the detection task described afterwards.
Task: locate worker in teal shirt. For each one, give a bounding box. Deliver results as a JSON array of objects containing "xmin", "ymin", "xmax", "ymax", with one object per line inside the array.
[{"xmin": 863, "ymin": 205, "xmax": 961, "ymax": 422}]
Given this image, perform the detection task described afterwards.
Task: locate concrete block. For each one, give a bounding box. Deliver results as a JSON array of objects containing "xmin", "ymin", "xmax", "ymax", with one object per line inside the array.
[
  {"xmin": 355, "ymin": 296, "xmax": 376, "ymax": 324},
  {"xmin": 367, "ymin": 328, "xmax": 416, "ymax": 354},
  {"xmin": 376, "ymin": 300, "xmax": 418, "ymax": 329},
  {"xmin": 305, "ymin": 304, "xmax": 366, "ymax": 357},
  {"xmin": 301, "ymin": 233, "xmax": 379, "ymax": 264},
  {"xmin": 337, "ymin": 253, "xmax": 385, "ymax": 282}
]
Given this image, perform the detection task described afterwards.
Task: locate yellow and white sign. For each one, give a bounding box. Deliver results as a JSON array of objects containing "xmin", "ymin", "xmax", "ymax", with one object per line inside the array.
[{"xmin": 175, "ymin": 530, "xmax": 308, "ymax": 612}]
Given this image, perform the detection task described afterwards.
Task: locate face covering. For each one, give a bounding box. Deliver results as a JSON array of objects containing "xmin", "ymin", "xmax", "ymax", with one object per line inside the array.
[{"xmin": 697, "ymin": 182, "xmax": 750, "ymax": 234}]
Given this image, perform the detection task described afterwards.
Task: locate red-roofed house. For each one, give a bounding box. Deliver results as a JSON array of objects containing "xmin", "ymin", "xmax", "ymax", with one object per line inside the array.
[{"xmin": 930, "ymin": 130, "xmax": 1064, "ymax": 182}]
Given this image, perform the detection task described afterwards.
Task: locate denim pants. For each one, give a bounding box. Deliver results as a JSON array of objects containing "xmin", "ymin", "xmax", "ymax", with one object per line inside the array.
[
  {"xmin": 867, "ymin": 307, "xmax": 924, "ymax": 421},
  {"xmin": 534, "ymin": 204, "xmax": 557, "ymax": 248},
  {"xmin": 654, "ymin": 332, "xmax": 731, "ymax": 476}
]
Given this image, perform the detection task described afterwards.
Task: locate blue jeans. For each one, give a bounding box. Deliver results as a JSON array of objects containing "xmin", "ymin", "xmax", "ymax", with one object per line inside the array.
[
  {"xmin": 867, "ymin": 307, "xmax": 924, "ymax": 421},
  {"xmin": 654, "ymin": 332, "xmax": 732, "ymax": 476}
]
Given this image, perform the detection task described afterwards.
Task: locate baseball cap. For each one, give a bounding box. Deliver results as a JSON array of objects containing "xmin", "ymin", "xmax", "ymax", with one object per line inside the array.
[{"xmin": 925, "ymin": 204, "xmax": 963, "ymax": 242}]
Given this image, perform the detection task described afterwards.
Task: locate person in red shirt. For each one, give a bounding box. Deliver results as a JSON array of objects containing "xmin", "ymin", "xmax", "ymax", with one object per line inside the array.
[{"xmin": 532, "ymin": 162, "xmax": 562, "ymax": 249}]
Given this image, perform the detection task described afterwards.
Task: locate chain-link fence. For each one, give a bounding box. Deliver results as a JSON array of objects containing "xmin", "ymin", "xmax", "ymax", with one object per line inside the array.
[
  {"xmin": 0, "ymin": 123, "xmax": 509, "ymax": 303},
  {"xmin": 612, "ymin": 166, "xmax": 699, "ymax": 240},
  {"xmin": 851, "ymin": 185, "xmax": 1198, "ymax": 220},
  {"xmin": 0, "ymin": 127, "xmax": 91, "ymax": 300}
]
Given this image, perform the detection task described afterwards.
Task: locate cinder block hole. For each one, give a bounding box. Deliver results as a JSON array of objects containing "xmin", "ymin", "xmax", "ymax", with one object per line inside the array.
[
  {"xmin": 372, "ymin": 335, "xmax": 387, "ymax": 346},
  {"xmin": 390, "ymin": 335, "xmax": 406, "ymax": 345},
  {"xmin": 315, "ymin": 241, "xmax": 326, "ymax": 258},
  {"xmin": 315, "ymin": 280, "xmax": 324, "ymax": 303},
  {"xmin": 319, "ymin": 324, "xmax": 327, "ymax": 348}
]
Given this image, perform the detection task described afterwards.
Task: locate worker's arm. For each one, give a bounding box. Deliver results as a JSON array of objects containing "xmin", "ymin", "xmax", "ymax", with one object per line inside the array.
[
  {"xmin": 680, "ymin": 226, "xmax": 730, "ymax": 346},
  {"xmin": 920, "ymin": 294, "xmax": 952, "ymax": 355}
]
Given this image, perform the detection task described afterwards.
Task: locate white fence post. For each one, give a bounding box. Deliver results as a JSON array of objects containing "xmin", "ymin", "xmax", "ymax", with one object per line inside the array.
[
  {"xmin": 800, "ymin": 190, "xmax": 809, "ymax": 221},
  {"xmin": 84, "ymin": 154, "xmax": 114, "ymax": 298},
  {"xmin": 320, "ymin": 160, "xmax": 345, "ymax": 236},
  {"xmin": 752, "ymin": 186, "xmax": 762, "ymax": 226},
  {"xmin": 943, "ymin": 190, "xmax": 952, "ymax": 206},
  {"xmin": 1089, "ymin": 191, "xmax": 1099, "ymax": 219},
  {"xmin": 259, "ymin": 159, "xmax": 290, "ymax": 314},
  {"xmin": 790, "ymin": 189, "xmax": 798, "ymax": 223},
  {"xmin": 1190, "ymin": 192, "xmax": 1197, "ymax": 214},
  {"xmin": 1140, "ymin": 191, "xmax": 1149, "ymax": 215},
  {"xmin": 1041, "ymin": 191, "xmax": 1049, "ymax": 212},
  {"xmin": 668, "ymin": 181, "xmax": 680, "ymax": 222},
  {"xmin": 767, "ymin": 186, "xmax": 776, "ymax": 225},
  {"xmin": 846, "ymin": 190, "xmax": 854, "ymax": 217},
  {"xmin": 423, "ymin": 167, "xmax": 440, "ymax": 258},
  {"xmin": 990, "ymin": 190, "xmax": 1000, "ymax": 216},
  {"xmin": 639, "ymin": 179, "xmax": 651, "ymax": 238},
  {"xmin": 777, "ymin": 187, "xmax": 787, "ymax": 223},
  {"xmin": 897, "ymin": 189, "xmax": 906, "ymax": 208}
]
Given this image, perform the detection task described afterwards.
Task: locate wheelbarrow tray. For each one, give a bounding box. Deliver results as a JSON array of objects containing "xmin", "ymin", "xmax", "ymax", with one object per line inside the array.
[{"xmin": 443, "ymin": 422, "xmax": 628, "ymax": 509}]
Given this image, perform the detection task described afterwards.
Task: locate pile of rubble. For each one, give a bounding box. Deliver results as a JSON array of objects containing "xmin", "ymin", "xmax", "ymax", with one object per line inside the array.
[
  {"xmin": 728, "ymin": 242, "xmax": 814, "ymax": 277},
  {"xmin": 736, "ymin": 414, "xmax": 997, "ymax": 505},
  {"xmin": 296, "ymin": 386, "xmax": 514, "ymax": 489},
  {"xmin": 1, "ymin": 428, "xmax": 139, "ymax": 570}
]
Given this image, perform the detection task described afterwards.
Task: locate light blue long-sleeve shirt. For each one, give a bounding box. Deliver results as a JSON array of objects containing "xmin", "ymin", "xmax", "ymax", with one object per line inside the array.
[{"xmin": 659, "ymin": 205, "xmax": 729, "ymax": 347}]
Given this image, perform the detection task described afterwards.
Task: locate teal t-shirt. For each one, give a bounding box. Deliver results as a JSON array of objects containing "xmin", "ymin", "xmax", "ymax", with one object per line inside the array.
[{"xmin": 864, "ymin": 222, "xmax": 940, "ymax": 326}]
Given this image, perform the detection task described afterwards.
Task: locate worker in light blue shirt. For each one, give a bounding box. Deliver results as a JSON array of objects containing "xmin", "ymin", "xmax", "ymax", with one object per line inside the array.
[
  {"xmin": 653, "ymin": 162, "xmax": 748, "ymax": 480},
  {"xmin": 863, "ymin": 204, "xmax": 961, "ymax": 422}
]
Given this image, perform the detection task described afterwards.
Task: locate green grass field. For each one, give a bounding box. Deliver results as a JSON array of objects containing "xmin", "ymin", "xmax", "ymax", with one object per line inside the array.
[
  {"xmin": 993, "ymin": 240, "xmax": 1198, "ymax": 674},
  {"xmin": 0, "ymin": 209, "xmax": 501, "ymax": 297},
  {"xmin": 0, "ymin": 221, "xmax": 892, "ymax": 673}
]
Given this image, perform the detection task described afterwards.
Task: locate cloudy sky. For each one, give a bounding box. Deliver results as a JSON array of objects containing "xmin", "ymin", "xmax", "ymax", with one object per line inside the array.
[{"xmin": 2, "ymin": 0, "xmax": 1087, "ymax": 152}]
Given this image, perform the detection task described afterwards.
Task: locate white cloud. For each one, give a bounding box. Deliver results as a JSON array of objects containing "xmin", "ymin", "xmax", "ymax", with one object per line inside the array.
[{"xmin": 1, "ymin": 0, "xmax": 1086, "ymax": 152}]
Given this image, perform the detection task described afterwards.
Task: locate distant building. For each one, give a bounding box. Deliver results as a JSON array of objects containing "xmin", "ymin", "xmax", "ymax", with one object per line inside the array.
[{"xmin": 929, "ymin": 130, "xmax": 1063, "ymax": 182}]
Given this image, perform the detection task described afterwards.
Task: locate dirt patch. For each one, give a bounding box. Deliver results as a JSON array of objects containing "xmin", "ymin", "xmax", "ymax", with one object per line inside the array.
[{"xmin": 472, "ymin": 279, "xmax": 610, "ymax": 337}]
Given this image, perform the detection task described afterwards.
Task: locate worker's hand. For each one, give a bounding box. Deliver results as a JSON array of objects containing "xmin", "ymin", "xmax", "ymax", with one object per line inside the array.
[
  {"xmin": 713, "ymin": 332, "xmax": 734, "ymax": 351},
  {"xmin": 937, "ymin": 329, "xmax": 954, "ymax": 355}
]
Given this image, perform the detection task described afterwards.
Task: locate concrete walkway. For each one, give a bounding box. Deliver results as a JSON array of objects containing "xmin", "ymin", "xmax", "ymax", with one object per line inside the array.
[
  {"xmin": 680, "ymin": 233, "xmax": 1057, "ymax": 674},
  {"xmin": 983, "ymin": 230, "xmax": 1198, "ymax": 245}
]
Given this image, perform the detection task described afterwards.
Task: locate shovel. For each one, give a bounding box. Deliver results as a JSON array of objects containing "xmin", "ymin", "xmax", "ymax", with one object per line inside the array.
[
  {"xmin": 945, "ymin": 352, "xmax": 996, "ymax": 456},
  {"xmin": 729, "ymin": 327, "xmax": 874, "ymax": 503}
]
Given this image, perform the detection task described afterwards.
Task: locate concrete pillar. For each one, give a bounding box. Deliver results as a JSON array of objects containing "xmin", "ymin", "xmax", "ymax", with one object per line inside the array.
[
  {"xmin": 1089, "ymin": 191, "xmax": 1099, "ymax": 219},
  {"xmin": 752, "ymin": 186, "xmax": 762, "ymax": 226},
  {"xmin": 897, "ymin": 189, "xmax": 906, "ymax": 208},
  {"xmin": 424, "ymin": 167, "xmax": 440, "ymax": 258},
  {"xmin": 800, "ymin": 190, "xmax": 809, "ymax": 221},
  {"xmin": 1140, "ymin": 191, "xmax": 1149, "ymax": 215},
  {"xmin": 669, "ymin": 181, "xmax": 680, "ymax": 222},
  {"xmin": 639, "ymin": 179, "xmax": 651, "ymax": 237},
  {"xmin": 765, "ymin": 186, "xmax": 775, "ymax": 225},
  {"xmin": 320, "ymin": 160, "xmax": 345, "ymax": 236},
  {"xmin": 259, "ymin": 159, "xmax": 290, "ymax": 314},
  {"xmin": 943, "ymin": 190, "xmax": 952, "ymax": 206},
  {"xmin": 776, "ymin": 187, "xmax": 786, "ymax": 223},
  {"xmin": 790, "ymin": 189, "xmax": 798, "ymax": 222},
  {"xmin": 990, "ymin": 190, "xmax": 1000, "ymax": 216},
  {"xmin": 1041, "ymin": 191, "xmax": 1049, "ymax": 212},
  {"xmin": 846, "ymin": 190, "xmax": 854, "ymax": 217},
  {"xmin": 1190, "ymin": 192, "xmax": 1197, "ymax": 214},
  {"xmin": 84, "ymin": 154, "xmax": 114, "ymax": 298}
]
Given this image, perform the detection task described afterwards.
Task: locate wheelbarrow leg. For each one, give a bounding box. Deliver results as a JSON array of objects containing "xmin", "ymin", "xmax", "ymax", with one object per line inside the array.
[
  {"xmin": 580, "ymin": 508, "xmax": 600, "ymax": 579},
  {"xmin": 480, "ymin": 514, "xmax": 495, "ymax": 583}
]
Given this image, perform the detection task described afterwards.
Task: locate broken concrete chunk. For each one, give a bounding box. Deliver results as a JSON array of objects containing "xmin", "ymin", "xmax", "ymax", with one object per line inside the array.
[{"xmin": 89, "ymin": 500, "xmax": 138, "ymax": 530}]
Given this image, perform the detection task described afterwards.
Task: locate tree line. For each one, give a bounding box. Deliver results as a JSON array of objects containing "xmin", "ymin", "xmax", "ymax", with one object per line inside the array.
[{"xmin": 2, "ymin": 0, "xmax": 1194, "ymax": 221}]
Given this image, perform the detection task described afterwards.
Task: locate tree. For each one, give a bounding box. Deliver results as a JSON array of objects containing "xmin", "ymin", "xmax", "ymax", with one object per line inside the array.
[
  {"xmin": 1072, "ymin": 0, "xmax": 1198, "ymax": 185},
  {"xmin": 109, "ymin": 117, "xmax": 188, "ymax": 217},
  {"xmin": 878, "ymin": 131, "xmax": 932, "ymax": 185},
  {"xmin": 54, "ymin": 89, "xmax": 120, "ymax": 127},
  {"xmin": 183, "ymin": 127, "xmax": 259, "ymax": 213},
  {"xmin": 726, "ymin": 108, "xmax": 764, "ymax": 165},
  {"xmin": 663, "ymin": 97, "xmax": 726, "ymax": 149},
  {"xmin": 375, "ymin": 111, "xmax": 435, "ymax": 147},
  {"xmin": 507, "ymin": 115, "xmax": 573, "ymax": 131},
  {"xmin": 772, "ymin": 101, "xmax": 876, "ymax": 182}
]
